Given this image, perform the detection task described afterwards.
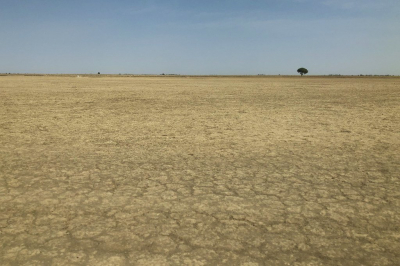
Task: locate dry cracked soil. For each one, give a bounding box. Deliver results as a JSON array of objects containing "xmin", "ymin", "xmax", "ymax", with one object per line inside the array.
[{"xmin": 0, "ymin": 75, "xmax": 399, "ymax": 266}]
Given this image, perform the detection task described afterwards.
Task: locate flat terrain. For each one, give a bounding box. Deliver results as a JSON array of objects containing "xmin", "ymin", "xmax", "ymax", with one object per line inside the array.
[{"xmin": 1, "ymin": 76, "xmax": 399, "ymax": 265}]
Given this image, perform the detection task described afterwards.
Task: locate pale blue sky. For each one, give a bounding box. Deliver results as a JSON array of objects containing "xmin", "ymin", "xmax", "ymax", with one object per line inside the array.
[{"xmin": 1, "ymin": 0, "xmax": 399, "ymax": 75}]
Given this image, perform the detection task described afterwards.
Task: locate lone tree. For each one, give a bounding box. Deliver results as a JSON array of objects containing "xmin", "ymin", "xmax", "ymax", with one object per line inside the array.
[{"xmin": 297, "ymin": 68, "xmax": 308, "ymax": 76}]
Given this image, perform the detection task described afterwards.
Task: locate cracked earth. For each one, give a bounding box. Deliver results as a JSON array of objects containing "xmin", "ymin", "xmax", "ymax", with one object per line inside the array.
[{"xmin": 1, "ymin": 76, "xmax": 399, "ymax": 265}]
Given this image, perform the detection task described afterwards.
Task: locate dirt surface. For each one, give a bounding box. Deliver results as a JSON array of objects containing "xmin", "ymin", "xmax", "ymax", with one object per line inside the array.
[{"xmin": 1, "ymin": 76, "xmax": 399, "ymax": 265}]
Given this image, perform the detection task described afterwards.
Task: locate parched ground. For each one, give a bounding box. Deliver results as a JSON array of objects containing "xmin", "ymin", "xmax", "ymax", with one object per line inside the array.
[{"xmin": 0, "ymin": 75, "xmax": 399, "ymax": 266}]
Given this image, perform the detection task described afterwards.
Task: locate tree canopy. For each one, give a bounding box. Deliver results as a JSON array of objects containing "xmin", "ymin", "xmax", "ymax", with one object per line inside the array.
[{"xmin": 297, "ymin": 68, "xmax": 308, "ymax": 76}]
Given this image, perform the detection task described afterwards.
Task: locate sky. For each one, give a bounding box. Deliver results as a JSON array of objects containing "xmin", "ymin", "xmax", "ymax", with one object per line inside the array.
[{"xmin": 0, "ymin": 0, "xmax": 399, "ymax": 75}]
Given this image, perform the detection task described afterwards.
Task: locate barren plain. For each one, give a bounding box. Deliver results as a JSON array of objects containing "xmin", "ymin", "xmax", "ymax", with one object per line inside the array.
[{"xmin": 0, "ymin": 75, "xmax": 399, "ymax": 265}]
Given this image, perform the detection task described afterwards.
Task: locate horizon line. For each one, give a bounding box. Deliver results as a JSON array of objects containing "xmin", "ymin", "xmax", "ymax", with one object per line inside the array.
[{"xmin": 1, "ymin": 73, "xmax": 398, "ymax": 77}]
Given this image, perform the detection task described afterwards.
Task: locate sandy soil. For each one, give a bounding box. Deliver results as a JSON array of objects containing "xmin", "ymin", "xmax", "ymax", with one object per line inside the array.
[{"xmin": 0, "ymin": 75, "xmax": 399, "ymax": 265}]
